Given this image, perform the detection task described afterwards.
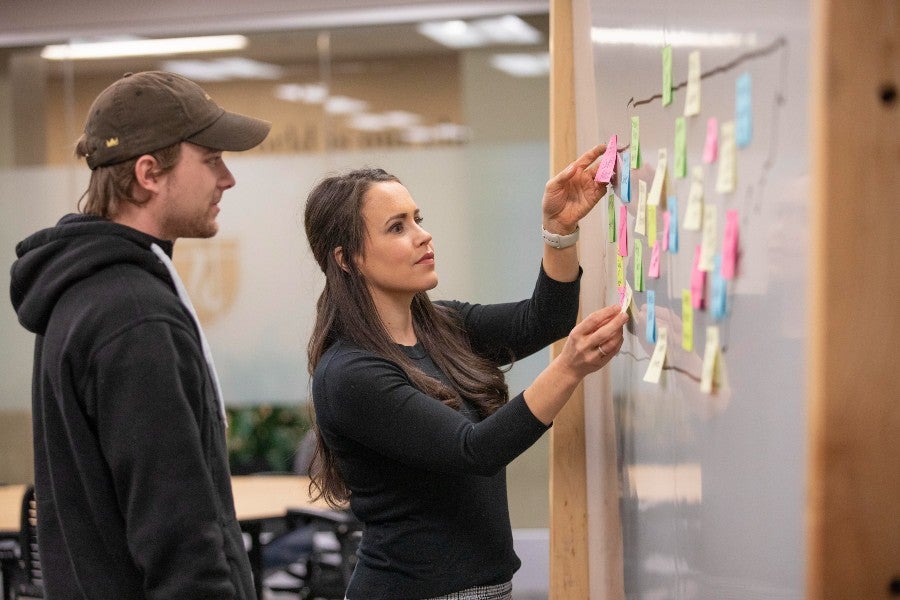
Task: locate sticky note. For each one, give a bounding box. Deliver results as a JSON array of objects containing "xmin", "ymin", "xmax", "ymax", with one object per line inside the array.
[
  {"xmin": 684, "ymin": 50, "xmax": 701, "ymax": 117},
  {"xmin": 635, "ymin": 179, "xmax": 648, "ymax": 235},
  {"xmin": 662, "ymin": 45, "xmax": 673, "ymax": 106},
  {"xmin": 595, "ymin": 134, "xmax": 618, "ymax": 183},
  {"xmin": 633, "ymin": 239, "xmax": 644, "ymax": 291},
  {"xmin": 716, "ymin": 121, "xmax": 737, "ymax": 193},
  {"xmin": 616, "ymin": 254, "xmax": 625, "ymax": 288},
  {"xmin": 735, "ymin": 72, "xmax": 753, "ymax": 148},
  {"xmin": 620, "ymin": 151, "xmax": 631, "ymax": 203},
  {"xmin": 722, "ymin": 209, "xmax": 739, "ymax": 279},
  {"xmin": 630, "ymin": 116, "xmax": 641, "ymax": 168},
  {"xmin": 681, "ymin": 290, "xmax": 693, "ymax": 351},
  {"xmin": 645, "ymin": 289, "xmax": 656, "ymax": 343},
  {"xmin": 690, "ymin": 245, "xmax": 706, "ymax": 309},
  {"xmin": 618, "ymin": 204, "xmax": 628, "ymax": 257},
  {"xmin": 643, "ymin": 327, "xmax": 668, "ymax": 384},
  {"xmin": 700, "ymin": 325, "xmax": 720, "ymax": 394},
  {"xmin": 649, "ymin": 242, "xmax": 661, "ymax": 278},
  {"xmin": 648, "ymin": 148, "xmax": 667, "ymax": 206},
  {"xmin": 702, "ymin": 117, "xmax": 718, "ymax": 164},
  {"xmin": 674, "ymin": 117, "xmax": 687, "ymax": 178},
  {"xmin": 668, "ymin": 196, "xmax": 679, "ymax": 253},
  {"xmin": 620, "ymin": 280, "xmax": 634, "ymax": 314},
  {"xmin": 683, "ymin": 165, "xmax": 704, "ymax": 231},
  {"xmin": 711, "ymin": 254, "xmax": 727, "ymax": 320},
  {"xmin": 607, "ymin": 192, "xmax": 616, "ymax": 242},
  {"xmin": 647, "ymin": 205, "xmax": 657, "ymax": 248},
  {"xmin": 662, "ymin": 211, "xmax": 670, "ymax": 252},
  {"xmin": 699, "ymin": 205, "xmax": 717, "ymax": 272}
]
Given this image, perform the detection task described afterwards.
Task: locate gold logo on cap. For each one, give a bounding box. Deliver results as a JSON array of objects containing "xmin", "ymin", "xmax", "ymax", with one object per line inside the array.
[{"xmin": 105, "ymin": 137, "xmax": 120, "ymax": 148}]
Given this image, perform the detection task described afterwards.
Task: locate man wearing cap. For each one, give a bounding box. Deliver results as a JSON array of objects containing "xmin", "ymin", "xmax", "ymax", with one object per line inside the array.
[{"xmin": 9, "ymin": 71, "xmax": 271, "ymax": 599}]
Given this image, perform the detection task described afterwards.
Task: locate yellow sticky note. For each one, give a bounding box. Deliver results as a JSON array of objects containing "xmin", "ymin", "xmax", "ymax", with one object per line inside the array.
[
  {"xmin": 643, "ymin": 327, "xmax": 668, "ymax": 383},
  {"xmin": 681, "ymin": 290, "xmax": 693, "ymax": 352},
  {"xmin": 684, "ymin": 50, "xmax": 701, "ymax": 117},
  {"xmin": 700, "ymin": 325, "xmax": 720, "ymax": 394},
  {"xmin": 648, "ymin": 148, "xmax": 667, "ymax": 206},
  {"xmin": 699, "ymin": 205, "xmax": 717, "ymax": 272},
  {"xmin": 716, "ymin": 120, "xmax": 737, "ymax": 193},
  {"xmin": 616, "ymin": 254, "xmax": 625, "ymax": 288},
  {"xmin": 647, "ymin": 204, "xmax": 657, "ymax": 249},
  {"xmin": 662, "ymin": 45, "xmax": 673, "ymax": 106},
  {"xmin": 635, "ymin": 179, "xmax": 648, "ymax": 235},
  {"xmin": 620, "ymin": 280, "xmax": 634, "ymax": 315},
  {"xmin": 683, "ymin": 165, "xmax": 704, "ymax": 231}
]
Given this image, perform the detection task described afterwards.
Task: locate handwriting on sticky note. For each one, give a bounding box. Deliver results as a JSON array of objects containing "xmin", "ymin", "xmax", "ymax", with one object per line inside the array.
[
  {"xmin": 630, "ymin": 117, "xmax": 640, "ymax": 168},
  {"xmin": 620, "ymin": 151, "xmax": 631, "ymax": 203},
  {"xmin": 607, "ymin": 193, "xmax": 616, "ymax": 243},
  {"xmin": 620, "ymin": 280, "xmax": 634, "ymax": 314},
  {"xmin": 700, "ymin": 326, "xmax": 720, "ymax": 394},
  {"xmin": 595, "ymin": 134, "xmax": 618, "ymax": 184},
  {"xmin": 674, "ymin": 117, "xmax": 687, "ymax": 178},
  {"xmin": 647, "ymin": 205, "xmax": 657, "ymax": 249},
  {"xmin": 683, "ymin": 166, "xmax": 704, "ymax": 231},
  {"xmin": 616, "ymin": 254, "xmax": 625, "ymax": 288},
  {"xmin": 633, "ymin": 239, "xmax": 644, "ymax": 291},
  {"xmin": 682, "ymin": 290, "xmax": 693, "ymax": 351},
  {"xmin": 691, "ymin": 245, "xmax": 706, "ymax": 310},
  {"xmin": 645, "ymin": 290, "xmax": 656, "ymax": 343},
  {"xmin": 643, "ymin": 327, "xmax": 668, "ymax": 384},
  {"xmin": 648, "ymin": 148, "xmax": 667, "ymax": 206},
  {"xmin": 735, "ymin": 72, "xmax": 752, "ymax": 148},
  {"xmin": 649, "ymin": 242, "xmax": 661, "ymax": 278},
  {"xmin": 684, "ymin": 51, "xmax": 701, "ymax": 116},
  {"xmin": 618, "ymin": 204, "xmax": 629, "ymax": 257},
  {"xmin": 716, "ymin": 121, "xmax": 737, "ymax": 193},
  {"xmin": 722, "ymin": 209, "xmax": 739, "ymax": 279},
  {"xmin": 699, "ymin": 205, "xmax": 717, "ymax": 272},
  {"xmin": 662, "ymin": 45, "xmax": 673, "ymax": 106},
  {"xmin": 635, "ymin": 179, "xmax": 648, "ymax": 235},
  {"xmin": 667, "ymin": 196, "xmax": 679, "ymax": 253}
]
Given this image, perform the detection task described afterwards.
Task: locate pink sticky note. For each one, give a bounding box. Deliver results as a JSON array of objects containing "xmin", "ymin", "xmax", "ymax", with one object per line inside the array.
[
  {"xmin": 703, "ymin": 117, "xmax": 718, "ymax": 164},
  {"xmin": 595, "ymin": 134, "xmax": 618, "ymax": 183},
  {"xmin": 649, "ymin": 242, "xmax": 661, "ymax": 278},
  {"xmin": 662, "ymin": 211, "xmax": 671, "ymax": 252},
  {"xmin": 722, "ymin": 210, "xmax": 740, "ymax": 279},
  {"xmin": 617, "ymin": 204, "xmax": 628, "ymax": 257},
  {"xmin": 690, "ymin": 245, "xmax": 706, "ymax": 309},
  {"xmin": 617, "ymin": 285, "xmax": 626, "ymax": 305}
]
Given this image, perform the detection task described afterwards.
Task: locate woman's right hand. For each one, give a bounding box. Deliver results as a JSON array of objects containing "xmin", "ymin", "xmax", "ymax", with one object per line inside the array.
[{"xmin": 524, "ymin": 304, "xmax": 628, "ymax": 424}]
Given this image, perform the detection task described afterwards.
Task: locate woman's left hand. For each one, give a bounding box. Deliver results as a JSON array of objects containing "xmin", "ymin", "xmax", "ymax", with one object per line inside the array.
[{"xmin": 542, "ymin": 144, "xmax": 610, "ymax": 233}]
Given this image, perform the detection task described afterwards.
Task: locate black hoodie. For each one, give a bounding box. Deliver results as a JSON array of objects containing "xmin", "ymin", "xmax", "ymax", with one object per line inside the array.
[{"xmin": 10, "ymin": 214, "xmax": 255, "ymax": 600}]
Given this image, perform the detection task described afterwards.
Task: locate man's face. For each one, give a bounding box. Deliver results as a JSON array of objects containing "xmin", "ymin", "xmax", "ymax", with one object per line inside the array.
[{"xmin": 157, "ymin": 142, "xmax": 236, "ymax": 240}]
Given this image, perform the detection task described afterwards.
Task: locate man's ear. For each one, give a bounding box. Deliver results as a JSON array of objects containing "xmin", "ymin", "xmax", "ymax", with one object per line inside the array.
[
  {"xmin": 133, "ymin": 155, "xmax": 161, "ymax": 195},
  {"xmin": 334, "ymin": 246, "xmax": 350, "ymax": 273}
]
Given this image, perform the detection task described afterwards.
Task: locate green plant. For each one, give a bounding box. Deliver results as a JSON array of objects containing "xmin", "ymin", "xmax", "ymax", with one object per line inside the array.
[{"xmin": 225, "ymin": 404, "xmax": 312, "ymax": 474}]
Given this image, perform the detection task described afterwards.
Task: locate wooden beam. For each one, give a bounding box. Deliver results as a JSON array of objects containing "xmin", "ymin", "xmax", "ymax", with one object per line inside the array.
[
  {"xmin": 549, "ymin": 0, "xmax": 590, "ymax": 598},
  {"xmin": 807, "ymin": 0, "xmax": 900, "ymax": 598}
]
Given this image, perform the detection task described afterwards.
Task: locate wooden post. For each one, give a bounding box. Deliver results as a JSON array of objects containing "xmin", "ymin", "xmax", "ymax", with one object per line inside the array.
[
  {"xmin": 549, "ymin": 0, "xmax": 590, "ymax": 598},
  {"xmin": 807, "ymin": 0, "xmax": 900, "ymax": 597}
]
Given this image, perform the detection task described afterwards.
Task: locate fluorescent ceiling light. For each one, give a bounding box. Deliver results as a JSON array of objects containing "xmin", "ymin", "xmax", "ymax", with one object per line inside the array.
[
  {"xmin": 418, "ymin": 15, "xmax": 541, "ymax": 49},
  {"xmin": 275, "ymin": 83, "xmax": 329, "ymax": 104},
  {"xmin": 162, "ymin": 58, "xmax": 283, "ymax": 82},
  {"xmin": 591, "ymin": 27, "xmax": 756, "ymax": 48},
  {"xmin": 490, "ymin": 52, "xmax": 549, "ymax": 77},
  {"xmin": 401, "ymin": 123, "xmax": 470, "ymax": 144},
  {"xmin": 41, "ymin": 35, "xmax": 247, "ymax": 60},
  {"xmin": 324, "ymin": 96, "xmax": 368, "ymax": 115},
  {"xmin": 348, "ymin": 111, "xmax": 422, "ymax": 132}
]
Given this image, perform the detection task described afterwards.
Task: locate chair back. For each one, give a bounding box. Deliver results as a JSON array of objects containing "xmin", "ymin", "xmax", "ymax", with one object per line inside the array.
[{"xmin": 16, "ymin": 485, "xmax": 44, "ymax": 598}]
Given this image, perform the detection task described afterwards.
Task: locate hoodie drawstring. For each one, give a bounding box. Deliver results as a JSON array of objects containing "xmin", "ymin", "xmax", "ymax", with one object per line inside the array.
[{"xmin": 150, "ymin": 243, "xmax": 228, "ymax": 425}]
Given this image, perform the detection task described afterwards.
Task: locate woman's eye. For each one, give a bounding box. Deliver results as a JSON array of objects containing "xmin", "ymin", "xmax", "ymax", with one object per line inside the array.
[
  {"xmin": 389, "ymin": 223, "xmax": 403, "ymax": 233},
  {"xmin": 414, "ymin": 216, "xmax": 424, "ymax": 225}
]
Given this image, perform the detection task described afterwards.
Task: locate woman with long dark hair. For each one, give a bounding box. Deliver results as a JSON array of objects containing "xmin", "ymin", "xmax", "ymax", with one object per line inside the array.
[{"xmin": 303, "ymin": 144, "xmax": 627, "ymax": 599}]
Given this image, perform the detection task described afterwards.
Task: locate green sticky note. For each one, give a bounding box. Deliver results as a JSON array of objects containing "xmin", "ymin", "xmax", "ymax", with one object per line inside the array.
[
  {"xmin": 633, "ymin": 239, "xmax": 644, "ymax": 291},
  {"xmin": 662, "ymin": 45, "xmax": 673, "ymax": 106},
  {"xmin": 682, "ymin": 289, "xmax": 693, "ymax": 351},
  {"xmin": 674, "ymin": 116, "xmax": 687, "ymax": 178},
  {"xmin": 647, "ymin": 204, "xmax": 657, "ymax": 248},
  {"xmin": 608, "ymin": 194, "xmax": 616, "ymax": 242},
  {"xmin": 616, "ymin": 255, "xmax": 625, "ymax": 288},
  {"xmin": 630, "ymin": 116, "xmax": 641, "ymax": 168}
]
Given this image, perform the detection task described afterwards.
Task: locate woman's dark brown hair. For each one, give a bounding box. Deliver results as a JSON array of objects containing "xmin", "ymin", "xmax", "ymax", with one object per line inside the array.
[{"xmin": 304, "ymin": 168, "xmax": 509, "ymax": 506}]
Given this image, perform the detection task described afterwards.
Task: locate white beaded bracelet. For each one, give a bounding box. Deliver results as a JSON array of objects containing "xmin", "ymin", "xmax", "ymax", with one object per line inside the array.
[{"xmin": 541, "ymin": 225, "xmax": 579, "ymax": 249}]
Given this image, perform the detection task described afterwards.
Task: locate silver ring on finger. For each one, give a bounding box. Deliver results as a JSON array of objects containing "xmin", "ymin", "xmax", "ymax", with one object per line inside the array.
[{"xmin": 597, "ymin": 344, "xmax": 607, "ymax": 356}]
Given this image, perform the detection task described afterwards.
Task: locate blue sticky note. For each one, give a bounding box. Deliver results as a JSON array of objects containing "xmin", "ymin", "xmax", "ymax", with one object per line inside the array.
[
  {"xmin": 620, "ymin": 151, "xmax": 631, "ymax": 203},
  {"xmin": 711, "ymin": 255, "xmax": 728, "ymax": 319},
  {"xmin": 646, "ymin": 290, "xmax": 657, "ymax": 343},
  {"xmin": 736, "ymin": 72, "xmax": 752, "ymax": 148},
  {"xmin": 667, "ymin": 195, "xmax": 679, "ymax": 253}
]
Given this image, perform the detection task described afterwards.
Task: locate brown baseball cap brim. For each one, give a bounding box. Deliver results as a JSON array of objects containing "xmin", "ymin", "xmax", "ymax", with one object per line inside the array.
[{"xmin": 186, "ymin": 109, "xmax": 271, "ymax": 153}]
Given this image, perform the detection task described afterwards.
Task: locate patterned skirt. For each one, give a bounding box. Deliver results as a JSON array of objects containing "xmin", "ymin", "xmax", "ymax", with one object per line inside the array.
[{"xmin": 424, "ymin": 581, "xmax": 513, "ymax": 600}]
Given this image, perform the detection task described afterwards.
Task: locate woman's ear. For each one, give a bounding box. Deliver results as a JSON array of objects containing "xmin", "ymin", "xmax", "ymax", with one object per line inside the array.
[{"xmin": 333, "ymin": 246, "xmax": 350, "ymax": 273}]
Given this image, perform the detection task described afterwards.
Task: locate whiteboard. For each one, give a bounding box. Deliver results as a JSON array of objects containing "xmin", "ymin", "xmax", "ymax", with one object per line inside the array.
[{"xmin": 588, "ymin": 1, "xmax": 810, "ymax": 597}]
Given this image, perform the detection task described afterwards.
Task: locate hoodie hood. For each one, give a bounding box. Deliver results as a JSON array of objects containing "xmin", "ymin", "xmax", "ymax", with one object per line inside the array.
[{"xmin": 10, "ymin": 213, "xmax": 174, "ymax": 335}]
